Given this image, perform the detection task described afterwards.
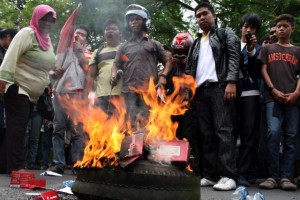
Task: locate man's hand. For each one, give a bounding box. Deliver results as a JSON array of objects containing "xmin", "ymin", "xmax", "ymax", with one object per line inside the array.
[
  {"xmin": 110, "ymin": 74, "xmax": 118, "ymax": 86},
  {"xmin": 155, "ymin": 75, "xmax": 167, "ymax": 89},
  {"xmin": 246, "ymin": 34, "xmax": 257, "ymax": 52},
  {"xmin": 54, "ymin": 67, "xmax": 64, "ymax": 78},
  {"xmin": 224, "ymin": 83, "xmax": 236, "ymax": 101},
  {"xmin": 271, "ymin": 88, "xmax": 287, "ymax": 103},
  {"xmin": 283, "ymin": 92, "xmax": 299, "ymax": 105},
  {"xmin": 0, "ymin": 80, "xmax": 7, "ymax": 96}
]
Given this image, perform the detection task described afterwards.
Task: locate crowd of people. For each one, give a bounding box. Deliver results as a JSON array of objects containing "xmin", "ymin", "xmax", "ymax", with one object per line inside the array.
[{"xmin": 0, "ymin": 1, "xmax": 299, "ymax": 193}]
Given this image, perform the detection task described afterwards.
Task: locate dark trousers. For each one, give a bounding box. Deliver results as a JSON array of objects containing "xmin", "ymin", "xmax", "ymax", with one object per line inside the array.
[
  {"xmin": 236, "ymin": 95, "xmax": 260, "ymax": 178},
  {"xmin": 192, "ymin": 85, "xmax": 236, "ymax": 181},
  {"xmin": 0, "ymin": 84, "xmax": 33, "ymax": 173}
]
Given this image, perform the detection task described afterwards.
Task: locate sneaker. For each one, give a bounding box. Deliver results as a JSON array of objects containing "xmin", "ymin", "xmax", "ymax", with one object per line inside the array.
[
  {"xmin": 259, "ymin": 178, "xmax": 278, "ymax": 189},
  {"xmin": 280, "ymin": 178, "xmax": 297, "ymax": 191},
  {"xmin": 213, "ymin": 177, "xmax": 236, "ymax": 191},
  {"xmin": 237, "ymin": 175, "xmax": 250, "ymax": 187},
  {"xmin": 200, "ymin": 178, "xmax": 217, "ymax": 186},
  {"xmin": 47, "ymin": 165, "xmax": 64, "ymax": 174}
]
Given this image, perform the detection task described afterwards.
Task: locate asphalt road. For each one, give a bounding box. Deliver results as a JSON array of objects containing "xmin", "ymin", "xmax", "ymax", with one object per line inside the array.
[{"xmin": 0, "ymin": 170, "xmax": 299, "ymax": 200}]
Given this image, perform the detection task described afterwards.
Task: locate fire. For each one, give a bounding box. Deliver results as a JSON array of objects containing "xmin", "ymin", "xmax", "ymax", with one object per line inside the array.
[
  {"xmin": 58, "ymin": 74, "xmax": 196, "ymax": 168},
  {"xmin": 134, "ymin": 74, "xmax": 196, "ymax": 145},
  {"xmin": 58, "ymin": 95, "xmax": 127, "ymax": 168}
]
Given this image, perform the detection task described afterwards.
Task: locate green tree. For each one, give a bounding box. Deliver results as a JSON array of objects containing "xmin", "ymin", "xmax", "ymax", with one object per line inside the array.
[{"xmin": 1, "ymin": 0, "xmax": 299, "ymax": 49}]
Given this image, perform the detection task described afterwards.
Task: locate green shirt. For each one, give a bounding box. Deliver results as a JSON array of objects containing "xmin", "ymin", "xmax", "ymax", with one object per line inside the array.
[{"xmin": 0, "ymin": 27, "xmax": 55, "ymax": 102}]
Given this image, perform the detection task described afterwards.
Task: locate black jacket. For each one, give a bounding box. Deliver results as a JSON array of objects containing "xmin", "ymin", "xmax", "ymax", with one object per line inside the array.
[{"xmin": 186, "ymin": 25, "xmax": 241, "ymax": 84}]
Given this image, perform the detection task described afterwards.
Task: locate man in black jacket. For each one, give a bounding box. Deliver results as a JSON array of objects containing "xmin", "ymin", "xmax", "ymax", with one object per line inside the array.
[{"xmin": 186, "ymin": 2, "xmax": 240, "ymax": 191}]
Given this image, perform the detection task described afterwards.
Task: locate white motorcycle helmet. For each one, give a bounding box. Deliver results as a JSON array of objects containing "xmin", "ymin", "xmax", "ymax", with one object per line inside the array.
[{"xmin": 125, "ymin": 4, "xmax": 151, "ymax": 30}]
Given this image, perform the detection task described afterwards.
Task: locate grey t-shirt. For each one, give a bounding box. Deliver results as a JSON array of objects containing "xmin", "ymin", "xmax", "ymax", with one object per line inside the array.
[{"xmin": 114, "ymin": 36, "xmax": 168, "ymax": 93}]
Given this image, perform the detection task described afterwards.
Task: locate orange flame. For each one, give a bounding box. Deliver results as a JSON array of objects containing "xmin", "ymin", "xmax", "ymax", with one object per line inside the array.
[{"xmin": 58, "ymin": 74, "xmax": 196, "ymax": 168}]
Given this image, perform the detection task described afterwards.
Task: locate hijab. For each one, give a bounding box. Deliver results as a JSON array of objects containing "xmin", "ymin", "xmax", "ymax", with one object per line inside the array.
[{"xmin": 30, "ymin": 4, "xmax": 56, "ymax": 51}]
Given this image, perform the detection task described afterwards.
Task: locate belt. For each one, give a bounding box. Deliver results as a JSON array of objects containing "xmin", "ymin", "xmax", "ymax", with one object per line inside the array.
[{"xmin": 199, "ymin": 81, "xmax": 221, "ymax": 88}]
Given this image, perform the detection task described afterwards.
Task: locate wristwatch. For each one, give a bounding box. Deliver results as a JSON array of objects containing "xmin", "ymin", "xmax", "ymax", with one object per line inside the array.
[{"xmin": 268, "ymin": 85, "xmax": 275, "ymax": 91}]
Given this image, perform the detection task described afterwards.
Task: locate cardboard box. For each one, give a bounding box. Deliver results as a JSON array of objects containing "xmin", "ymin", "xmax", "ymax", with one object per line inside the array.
[
  {"xmin": 10, "ymin": 171, "xmax": 35, "ymax": 188},
  {"xmin": 119, "ymin": 133, "xmax": 144, "ymax": 167},
  {"xmin": 26, "ymin": 179, "xmax": 46, "ymax": 190},
  {"xmin": 155, "ymin": 140, "xmax": 190, "ymax": 165},
  {"xmin": 34, "ymin": 190, "xmax": 59, "ymax": 200}
]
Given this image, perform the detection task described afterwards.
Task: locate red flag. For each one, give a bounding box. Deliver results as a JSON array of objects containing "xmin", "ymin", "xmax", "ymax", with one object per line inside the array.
[{"xmin": 56, "ymin": 4, "xmax": 81, "ymax": 54}]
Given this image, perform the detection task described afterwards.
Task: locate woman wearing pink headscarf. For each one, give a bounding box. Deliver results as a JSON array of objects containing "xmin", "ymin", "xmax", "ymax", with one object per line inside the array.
[{"xmin": 0, "ymin": 4, "xmax": 56, "ymax": 174}]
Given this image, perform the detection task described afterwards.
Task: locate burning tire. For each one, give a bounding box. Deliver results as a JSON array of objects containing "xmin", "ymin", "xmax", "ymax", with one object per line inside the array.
[{"xmin": 72, "ymin": 159, "xmax": 200, "ymax": 200}]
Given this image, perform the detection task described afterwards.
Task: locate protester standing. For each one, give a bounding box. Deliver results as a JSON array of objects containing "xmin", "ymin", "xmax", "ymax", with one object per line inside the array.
[
  {"xmin": 0, "ymin": 28, "xmax": 18, "ymax": 145},
  {"xmin": 186, "ymin": 2, "xmax": 240, "ymax": 191},
  {"xmin": 0, "ymin": 5, "xmax": 56, "ymax": 174},
  {"xmin": 110, "ymin": 4, "xmax": 172, "ymax": 130},
  {"xmin": 86, "ymin": 19, "xmax": 122, "ymax": 116},
  {"xmin": 49, "ymin": 5, "xmax": 91, "ymax": 174},
  {"xmin": 259, "ymin": 14, "xmax": 300, "ymax": 191},
  {"xmin": 236, "ymin": 13, "xmax": 262, "ymax": 186}
]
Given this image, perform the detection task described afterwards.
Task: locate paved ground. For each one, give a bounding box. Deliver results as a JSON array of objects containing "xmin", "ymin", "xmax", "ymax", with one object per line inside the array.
[{"xmin": 0, "ymin": 169, "xmax": 299, "ymax": 199}]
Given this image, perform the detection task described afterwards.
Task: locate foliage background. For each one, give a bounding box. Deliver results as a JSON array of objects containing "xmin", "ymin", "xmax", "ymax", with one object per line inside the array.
[{"xmin": 0, "ymin": 0, "xmax": 299, "ymax": 50}]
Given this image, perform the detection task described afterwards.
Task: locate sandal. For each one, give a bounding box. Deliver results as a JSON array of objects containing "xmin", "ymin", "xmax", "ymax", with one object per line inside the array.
[
  {"xmin": 280, "ymin": 178, "xmax": 297, "ymax": 191},
  {"xmin": 259, "ymin": 178, "xmax": 278, "ymax": 189}
]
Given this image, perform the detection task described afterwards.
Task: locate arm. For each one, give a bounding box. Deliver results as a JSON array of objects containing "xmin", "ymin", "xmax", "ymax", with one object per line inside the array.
[
  {"xmin": 74, "ymin": 42, "xmax": 89, "ymax": 70},
  {"xmin": 110, "ymin": 45, "xmax": 124, "ymax": 86},
  {"xmin": 224, "ymin": 29, "xmax": 240, "ymax": 101},
  {"xmin": 0, "ymin": 28, "xmax": 32, "ymax": 94},
  {"xmin": 284, "ymin": 79, "xmax": 300, "ymax": 105},
  {"xmin": 85, "ymin": 64, "xmax": 97, "ymax": 92},
  {"xmin": 156, "ymin": 59, "xmax": 172, "ymax": 88},
  {"xmin": 261, "ymin": 63, "xmax": 286, "ymax": 102},
  {"xmin": 110, "ymin": 62, "xmax": 122, "ymax": 86}
]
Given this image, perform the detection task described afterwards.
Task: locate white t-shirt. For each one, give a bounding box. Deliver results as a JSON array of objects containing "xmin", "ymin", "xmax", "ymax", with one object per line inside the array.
[{"xmin": 195, "ymin": 34, "xmax": 218, "ymax": 87}]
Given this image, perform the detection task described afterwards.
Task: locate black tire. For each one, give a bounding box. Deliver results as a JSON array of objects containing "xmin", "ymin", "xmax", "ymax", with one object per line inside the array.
[{"xmin": 72, "ymin": 160, "xmax": 200, "ymax": 200}]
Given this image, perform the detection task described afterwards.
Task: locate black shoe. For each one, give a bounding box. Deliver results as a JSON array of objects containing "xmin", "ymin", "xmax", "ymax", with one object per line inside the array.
[
  {"xmin": 47, "ymin": 165, "xmax": 64, "ymax": 174},
  {"xmin": 247, "ymin": 176, "xmax": 257, "ymax": 184},
  {"xmin": 41, "ymin": 165, "xmax": 48, "ymax": 170},
  {"xmin": 26, "ymin": 164, "xmax": 40, "ymax": 170},
  {"xmin": 237, "ymin": 175, "xmax": 250, "ymax": 187}
]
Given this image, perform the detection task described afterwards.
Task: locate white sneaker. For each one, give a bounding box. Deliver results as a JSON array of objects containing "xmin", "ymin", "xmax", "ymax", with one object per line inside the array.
[
  {"xmin": 213, "ymin": 177, "xmax": 236, "ymax": 191},
  {"xmin": 200, "ymin": 178, "xmax": 217, "ymax": 186}
]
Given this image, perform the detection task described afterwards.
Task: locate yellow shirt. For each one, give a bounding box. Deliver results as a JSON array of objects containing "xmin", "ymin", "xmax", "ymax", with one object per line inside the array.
[{"xmin": 89, "ymin": 44, "xmax": 122, "ymax": 97}]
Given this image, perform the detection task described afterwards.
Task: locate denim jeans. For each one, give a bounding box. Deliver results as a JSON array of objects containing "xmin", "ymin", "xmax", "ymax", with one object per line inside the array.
[
  {"xmin": 94, "ymin": 95, "xmax": 118, "ymax": 117},
  {"xmin": 192, "ymin": 85, "xmax": 236, "ymax": 181},
  {"xmin": 265, "ymin": 101, "xmax": 299, "ymax": 179},
  {"xmin": 27, "ymin": 110, "xmax": 43, "ymax": 165},
  {"xmin": 123, "ymin": 92, "xmax": 149, "ymax": 131},
  {"xmin": 42, "ymin": 123, "xmax": 53, "ymax": 167},
  {"xmin": 52, "ymin": 93, "xmax": 84, "ymax": 168}
]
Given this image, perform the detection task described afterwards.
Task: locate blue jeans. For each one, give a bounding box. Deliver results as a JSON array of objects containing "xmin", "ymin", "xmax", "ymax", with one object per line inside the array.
[
  {"xmin": 42, "ymin": 123, "xmax": 53, "ymax": 167},
  {"xmin": 52, "ymin": 93, "xmax": 84, "ymax": 168},
  {"xmin": 265, "ymin": 101, "xmax": 299, "ymax": 179},
  {"xmin": 27, "ymin": 110, "xmax": 43, "ymax": 165}
]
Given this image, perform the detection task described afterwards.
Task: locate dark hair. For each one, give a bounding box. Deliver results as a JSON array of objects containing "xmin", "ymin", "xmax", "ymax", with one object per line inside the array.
[
  {"xmin": 269, "ymin": 21, "xmax": 277, "ymax": 29},
  {"xmin": 102, "ymin": 19, "xmax": 122, "ymax": 32},
  {"xmin": 0, "ymin": 28, "xmax": 18, "ymax": 39},
  {"xmin": 259, "ymin": 34, "xmax": 270, "ymax": 45},
  {"xmin": 239, "ymin": 13, "xmax": 261, "ymax": 34},
  {"xmin": 275, "ymin": 14, "xmax": 295, "ymax": 28},
  {"xmin": 194, "ymin": 2, "xmax": 215, "ymax": 16},
  {"xmin": 75, "ymin": 24, "xmax": 90, "ymax": 38}
]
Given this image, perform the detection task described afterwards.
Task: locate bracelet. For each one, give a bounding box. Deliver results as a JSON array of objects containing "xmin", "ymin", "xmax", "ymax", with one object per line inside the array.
[{"xmin": 159, "ymin": 74, "xmax": 168, "ymax": 79}]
